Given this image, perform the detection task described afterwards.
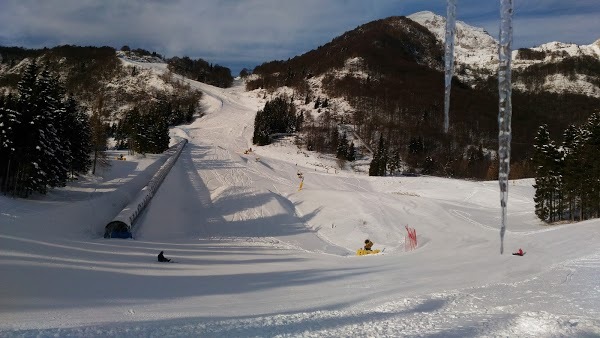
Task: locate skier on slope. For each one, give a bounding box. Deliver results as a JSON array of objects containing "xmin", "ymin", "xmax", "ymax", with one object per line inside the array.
[
  {"xmin": 512, "ymin": 248, "xmax": 525, "ymax": 256},
  {"xmin": 364, "ymin": 239, "xmax": 374, "ymax": 251},
  {"xmin": 158, "ymin": 251, "xmax": 171, "ymax": 262}
]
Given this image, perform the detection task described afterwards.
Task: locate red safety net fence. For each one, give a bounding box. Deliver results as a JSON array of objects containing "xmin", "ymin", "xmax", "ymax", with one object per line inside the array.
[{"xmin": 405, "ymin": 225, "xmax": 417, "ymax": 251}]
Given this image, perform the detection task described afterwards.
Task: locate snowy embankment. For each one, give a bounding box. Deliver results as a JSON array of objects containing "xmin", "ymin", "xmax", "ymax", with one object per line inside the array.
[{"xmin": 1, "ymin": 59, "xmax": 599, "ymax": 337}]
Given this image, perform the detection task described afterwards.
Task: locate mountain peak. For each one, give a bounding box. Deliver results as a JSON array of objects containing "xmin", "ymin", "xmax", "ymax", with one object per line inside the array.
[
  {"xmin": 407, "ymin": 11, "xmax": 499, "ymax": 72},
  {"xmin": 407, "ymin": 11, "xmax": 440, "ymax": 21}
]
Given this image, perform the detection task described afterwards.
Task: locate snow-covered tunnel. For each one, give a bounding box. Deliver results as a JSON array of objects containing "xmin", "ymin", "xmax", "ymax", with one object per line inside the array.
[{"xmin": 104, "ymin": 139, "xmax": 188, "ymax": 238}]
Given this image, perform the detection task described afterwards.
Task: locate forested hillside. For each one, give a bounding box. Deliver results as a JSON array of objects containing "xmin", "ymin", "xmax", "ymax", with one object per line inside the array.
[
  {"xmin": 0, "ymin": 45, "xmax": 205, "ymax": 197},
  {"xmin": 247, "ymin": 16, "xmax": 600, "ymax": 179}
]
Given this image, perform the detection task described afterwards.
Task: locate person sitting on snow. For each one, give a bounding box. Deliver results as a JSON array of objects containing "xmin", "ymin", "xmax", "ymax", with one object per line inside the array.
[
  {"xmin": 158, "ymin": 251, "xmax": 171, "ymax": 262},
  {"xmin": 512, "ymin": 248, "xmax": 524, "ymax": 256},
  {"xmin": 364, "ymin": 239, "xmax": 374, "ymax": 251}
]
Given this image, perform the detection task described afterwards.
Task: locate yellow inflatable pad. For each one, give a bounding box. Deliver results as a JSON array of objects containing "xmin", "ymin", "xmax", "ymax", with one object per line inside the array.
[{"xmin": 356, "ymin": 249, "xmax": 381, "ymax": 256}]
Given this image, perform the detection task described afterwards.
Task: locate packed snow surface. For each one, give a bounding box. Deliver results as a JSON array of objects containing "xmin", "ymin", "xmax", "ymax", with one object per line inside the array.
[{"xmin": 1, "ymin": 60, "xmax": 599, "ymax": 337}]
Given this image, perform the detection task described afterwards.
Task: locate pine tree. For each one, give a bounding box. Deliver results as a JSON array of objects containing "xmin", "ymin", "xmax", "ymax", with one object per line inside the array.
[
  {"xmin": 532, "ymin": 124, "xmax": 553, "ymax": 221},
  {"xmin": 578, "ymin": 112, "xmax": 600, "ymax": 219},
  {"xmin": 347, "ymin": 141, "xmax": 356, "ymax": 162},
  {"xmin": 36, "ymin": 69, "xmax": 68, "ymax": 188},
  {"xmin": 90, "ymin": 109, "xmax": 108, "ymax": 175},
  {"xmin": 14, "ymin": 61, "xmax": 48, "ymax": 196},
  {"xmin": 295, "ymin": 110, "xmax": 304, "ymax": 132},
  {"xmin": 388, "ymin": 150, "xmax": 401, "ymax": 175},
  {"xmin": 252, "ymin": 107, "xmax": 270, "ymax": 145},
  {"xmin": 1, "ymin": 63, "xmax": 90, "ymax": 195},
  {"xmin": 252, "ymin": 96, "xmax": 296, "ymax": 146},
  {"xmin": 336, "ymin": 131, "xmax": 348, "ymax": 160},
  {"xmin": 378, "ymin": 135, "xmax": 388, "ymax": 176},
  {"xmin": 0, "ymin": 94, "xmax": 20, "ymax": 192},
  {"xmin": 145, "ymin": 109, "xmax": 169, "ymax": 153},
  {"xmin": 369, "ymin": 134, "xmax": 386, "ymax": 176},
  {"xmin": 561, "ymin": 124, "xmax": 581, "ymax": 221},
  {"xmin": 64, "ymin": 97, "xmax": 92, "ymax": 176}
]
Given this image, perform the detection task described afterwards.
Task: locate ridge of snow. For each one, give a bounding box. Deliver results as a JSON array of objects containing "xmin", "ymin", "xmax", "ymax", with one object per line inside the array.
[
  {"xmin": 530, "ymin": 40, "xmax": 600, "ymax": 60},
  {"xmin": 408, "ymin": 12, "xmax": 600, "ymax": 97}
]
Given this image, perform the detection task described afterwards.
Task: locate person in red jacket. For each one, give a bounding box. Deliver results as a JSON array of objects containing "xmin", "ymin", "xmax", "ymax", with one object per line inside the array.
[{"xmin": 512, "ymin": 248, "xmax": 524, "ymax": 256}]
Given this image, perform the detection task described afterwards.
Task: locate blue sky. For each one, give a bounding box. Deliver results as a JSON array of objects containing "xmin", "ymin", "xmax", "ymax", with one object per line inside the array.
[{"xmin": 1, "ymin": 0, "xmax": 598, "ymax": 74}]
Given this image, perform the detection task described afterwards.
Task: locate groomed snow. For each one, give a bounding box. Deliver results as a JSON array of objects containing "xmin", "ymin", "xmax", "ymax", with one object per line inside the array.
[{"xmin": 1, "ymin": 61, "xmax": 599, "ymax": 337}]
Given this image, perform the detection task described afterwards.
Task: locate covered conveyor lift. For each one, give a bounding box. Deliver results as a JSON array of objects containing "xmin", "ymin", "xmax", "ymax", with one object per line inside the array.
[{"xmin": 104, "ymin": 139, "xmax": 187, "ymax": 238}]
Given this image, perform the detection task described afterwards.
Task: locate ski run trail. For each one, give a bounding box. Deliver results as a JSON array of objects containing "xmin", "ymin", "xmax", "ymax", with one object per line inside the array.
[{"xmin": 1, "ymin": 60, "xmax": 599, "ymax": 337}]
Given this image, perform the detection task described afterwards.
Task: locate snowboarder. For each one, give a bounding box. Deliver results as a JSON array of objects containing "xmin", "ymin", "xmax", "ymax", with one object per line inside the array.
[
  {"xmin": 364, "ymin": 239, "xmax": 374, "ymax": 251},
  {"xmin": 158, "ymin": 251, "xmax": 171, "ymax": 262},
  {"xmin": 512, "ymin": 248, "xmax": 525, "ymax": 256}
]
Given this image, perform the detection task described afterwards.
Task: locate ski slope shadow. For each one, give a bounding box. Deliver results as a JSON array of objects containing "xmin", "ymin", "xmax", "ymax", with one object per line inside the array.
[
  {"xmin": 134, "ymin": 145, "xmax": 226, "ymax": 240},
  {"xmin": 0, "ymin": 233, "xmax": 372, "ymax": 312},
  {"xmin": 133, "ymin": 143, "xmax": 348, "ymax": 255},
  {"xmin": 2, "ymin": 153, "xmax": 172, "ymax": 239}
]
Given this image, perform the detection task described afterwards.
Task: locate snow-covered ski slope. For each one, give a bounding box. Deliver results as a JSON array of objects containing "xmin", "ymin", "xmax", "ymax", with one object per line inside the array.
[{"xmin": 1, "ymin": 60, "xmax": 599, "ymax": 337}]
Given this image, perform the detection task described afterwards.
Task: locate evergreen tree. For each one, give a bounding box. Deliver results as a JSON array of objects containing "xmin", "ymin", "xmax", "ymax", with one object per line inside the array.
[
  {"xmin": 295, "ymin": 110, "xmax": 304, "ymax": 132},
  {"xmin": 0, "ymin": 95, "xmax": 19, "ymax": 192},
  {"xmin": 336, "ymin": 131, "xmax": 348, "ymax": 160},
  {"xmin": 145, "ymin": 109, "xmax": 169, "ymax": 153},
  {"xmin": 347, "ymin": 141, "xmax": 356, "ymax": 161},
  {"xmin": 561, "ymin": 124, "xmax": 581, "ymax": 221},
  {"xmin": 0, "ymin": 62, "xmax": 91, "ymax": 196},
  {"xmin": 379, "ymin": 135, "xmax": 388, "ymax": 176},
  {"xmin": 64, "ymin": 97, "xmax": 92, "ymax": 176},
  {"xmin": 90, "ymin": 109, "xmax": 109, "ymax": 175},
  {"xmin": 532, "ymin": 124, "xmax": 553, "ymax": 221},
  {"xmin": 369, "ymin": 134, "xmax": 386, "ymax": 176},
  {"xmin": 36, "ymin": 69, "xmax": 68, "ymax": 188},
  {"xmin": 252, "ymin": 96, "xmax": 297, "ymax": 146},
  {"xmin": 14, "ymin": 61, "xmax": 48, "ymax": 195},
  {"xmin": 578, "ymin": 112, "xmax": 600, "ymax": 219},
  {"xmin": 388, "ymin": 150, "xmax": 401, "ymax": 175},
  {"xmin": 252, "ymin": 107, "xmax": 270, "ymax": 145}
]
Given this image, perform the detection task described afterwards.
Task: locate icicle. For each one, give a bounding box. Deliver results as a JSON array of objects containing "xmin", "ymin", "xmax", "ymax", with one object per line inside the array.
[
  {"xmin": 498, "ymin": 0, "xmax": 513, "ymax": 254},
  {"xmin": 443, "ymin": 0, "xmax": 457, "ymax": 133}
]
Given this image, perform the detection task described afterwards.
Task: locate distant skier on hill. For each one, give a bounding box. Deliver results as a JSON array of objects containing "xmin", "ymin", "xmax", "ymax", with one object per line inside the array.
[
  {"xmin": 158, "ymin": 251, "xmax": 171, "ymax": 262},
  {"xmin": 364, "ymin": 239, "xmax": 374, "ymax": 251}
]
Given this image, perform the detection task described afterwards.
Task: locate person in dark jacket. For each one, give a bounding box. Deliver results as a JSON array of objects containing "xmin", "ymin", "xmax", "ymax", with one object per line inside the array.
[
  {"xmin": 158, "ymin": 251, "xmax": 171, "ymax": 262},
  {"xmin": 364, "ymin": 239, "xmax": 374, "ymax": 251}
]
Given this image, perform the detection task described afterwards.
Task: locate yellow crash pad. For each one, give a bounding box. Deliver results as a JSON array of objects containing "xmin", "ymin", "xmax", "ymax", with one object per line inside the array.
[{"xmin": 356, "ymin": 249, "xmax": 381, "ymax": 256}]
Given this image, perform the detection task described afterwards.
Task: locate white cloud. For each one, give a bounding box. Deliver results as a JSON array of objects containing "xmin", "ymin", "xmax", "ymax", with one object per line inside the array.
[{"xmin": 0, "ymin": 0, "xmax": 598, "ymax": 72}]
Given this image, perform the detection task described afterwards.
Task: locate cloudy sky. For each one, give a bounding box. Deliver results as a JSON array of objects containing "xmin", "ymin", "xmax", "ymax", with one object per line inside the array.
[{"xmin": 1, "ymin": 0, "xmax": 598, "ymax": 74}]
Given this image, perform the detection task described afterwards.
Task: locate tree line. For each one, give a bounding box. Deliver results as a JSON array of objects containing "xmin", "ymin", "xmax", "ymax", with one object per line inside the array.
[
  {"xmin": 111, "ymin": 91, "xmax": 200, "ymax": 155},
  {"xmin": 533, "ymin": 112, "xmax": 600, "ymax": 223},
  {"xmin": 167, "ymin": 56, "xmax": 233, "ymax": 88},
  {"xmin": 252, "ymin": 96, "xmax": 357, "ymax": 164},
  {"xmin": 252, "ymin": 96, "xmax": 301, "ymax": 145},
  {"xmin": 0, "ymin": 60, "xmax": 202, "ymax": 197},
  {"xmin": 0, "ymin": 62, "xmax": 92, "ymax": 197}
]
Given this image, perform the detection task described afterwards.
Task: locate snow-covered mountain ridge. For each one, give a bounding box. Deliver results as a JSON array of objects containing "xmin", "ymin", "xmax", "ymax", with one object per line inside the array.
[{"xmin": 408, "ymin": 11, "xmax": 600, "ymax": 97}]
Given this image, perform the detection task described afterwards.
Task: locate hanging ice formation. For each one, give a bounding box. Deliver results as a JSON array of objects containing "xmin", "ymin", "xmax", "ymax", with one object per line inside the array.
[
  {"xmin": 498, "ymin": 0, "xmax": 514, "ymax": 254},
  {"xmin": 443, "ymin": 0, "xmax": 457, "ymax": 133},
  {"xmin": 444, "ymin": 0, "xmax": 514, "ymax": 253}
]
